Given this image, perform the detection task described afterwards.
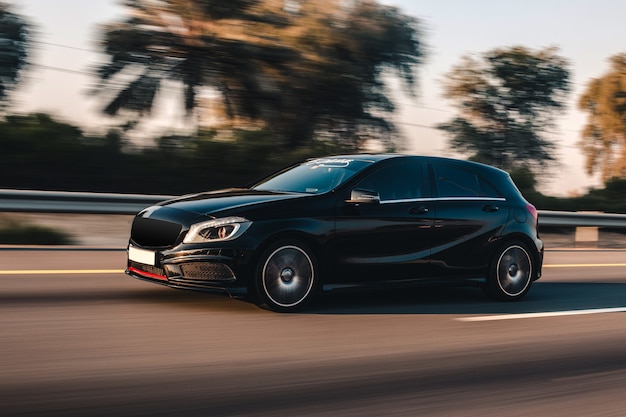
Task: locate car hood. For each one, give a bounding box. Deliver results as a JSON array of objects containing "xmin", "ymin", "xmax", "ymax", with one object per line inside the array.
[{"xmin": 156, "ymin": 188, "xmax": 305, "ymax": 216}]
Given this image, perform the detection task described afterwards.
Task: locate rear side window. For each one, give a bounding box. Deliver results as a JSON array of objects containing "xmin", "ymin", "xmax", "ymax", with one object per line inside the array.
[{"xmin": 432, "ymin": 164, "xmax": 501, "ymax": 198}]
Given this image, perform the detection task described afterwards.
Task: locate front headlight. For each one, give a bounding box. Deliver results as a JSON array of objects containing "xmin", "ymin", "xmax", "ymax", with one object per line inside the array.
[{"xmin": 183, "ymin": 216, "xmax": 251, "ymax": 243}]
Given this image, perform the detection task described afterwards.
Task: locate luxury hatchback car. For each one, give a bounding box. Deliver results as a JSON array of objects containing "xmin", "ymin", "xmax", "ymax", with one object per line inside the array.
[{"xmin": 126, "ymin": 154, "xmax": 543, "ymax": 312}]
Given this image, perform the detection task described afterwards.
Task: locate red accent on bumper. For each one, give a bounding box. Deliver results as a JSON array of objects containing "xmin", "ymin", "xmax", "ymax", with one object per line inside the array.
[{"xmin": 128, "ymin": 266, "xmax": 168, "ymax": 281}]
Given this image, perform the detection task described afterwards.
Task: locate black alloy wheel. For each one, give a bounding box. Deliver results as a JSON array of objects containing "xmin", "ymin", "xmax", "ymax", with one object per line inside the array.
[
  {"xmin": 485, "ymin": 240, "xmax": 534, "ymax": 301},
  {"xmin": 255, "ymin": 240, "xmax": 318, "ymax": 312}
]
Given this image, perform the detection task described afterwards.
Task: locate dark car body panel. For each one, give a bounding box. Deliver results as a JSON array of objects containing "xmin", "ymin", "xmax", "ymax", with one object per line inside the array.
[
  {"xmin": 429, "ymin": 198, "xmax": 510, "ymax": 273},
  {"xmin": 332, "ymin": 198, "xmax": 435, "ymax": 282},
  {"xmin": 158, "ymin": 189, "xmax": 305, "ymax": 215},
  {"xmin": 126, "ymin": 154, "xmax": 543, "ymax": 299}
]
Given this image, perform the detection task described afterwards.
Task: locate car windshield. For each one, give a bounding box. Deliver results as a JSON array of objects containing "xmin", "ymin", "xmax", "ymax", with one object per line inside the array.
[{"xmin": 253, "ymin": 158, "xmax": 374, "ymax": 194}]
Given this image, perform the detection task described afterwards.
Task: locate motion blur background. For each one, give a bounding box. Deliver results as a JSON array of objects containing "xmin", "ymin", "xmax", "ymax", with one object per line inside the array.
[
  {"xmin": 4, "ymin": 4, "xmax": 626, "ymax": 416},
  {"xmin": 3, "ymin": 0, "xmax": 626, "ymax": 205}
]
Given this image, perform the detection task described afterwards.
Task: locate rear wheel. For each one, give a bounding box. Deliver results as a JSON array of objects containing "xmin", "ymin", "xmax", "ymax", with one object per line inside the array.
[
  {"xmin": 485, "ymin": 241, "xmax": 534, "ymax": 301},
  {"xmin": 255, "ymin": 240, "xmax": 318, "ymax": 312}
]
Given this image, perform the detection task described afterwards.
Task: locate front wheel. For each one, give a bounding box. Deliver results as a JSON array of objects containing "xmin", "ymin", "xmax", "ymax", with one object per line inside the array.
[
  {"xmin": 485, "ymin": 241, "xmax": 534, "ymax": 301},
  {"xmin": 255, "ymin": 240, "xmax": 318, "ymax": 312}
]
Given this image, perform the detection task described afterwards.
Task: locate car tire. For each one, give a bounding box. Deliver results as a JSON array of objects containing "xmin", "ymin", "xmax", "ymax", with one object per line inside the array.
[
  {"xmin": 485, "ymin": 240, "xmax": 534, "ymax": 301},
  {"xmin": 255, "ymin": 240, "xmax": 318, "ymax": 312}
]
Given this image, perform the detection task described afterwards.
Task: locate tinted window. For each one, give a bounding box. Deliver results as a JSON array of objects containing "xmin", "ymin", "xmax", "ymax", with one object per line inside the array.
[
  {"xmin": 356, "ymin": 161, "xmax": 424, "ymax": 201},
  {"xmin": 433, "ymin": 164, "xmax": 501, "ymax": 198},
  {"xmin": 254, "ymin": 158, "xmax": 373, "ymax": 194},
  {"xmin": 478, "ymin": 176, "xmax": 502, "ymax": 198}
]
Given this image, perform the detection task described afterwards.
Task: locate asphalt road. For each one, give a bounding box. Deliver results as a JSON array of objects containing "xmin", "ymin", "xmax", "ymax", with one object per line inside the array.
[{"xmin": 1, "ymin": 249, "xmax": 626, "ymax": 416}]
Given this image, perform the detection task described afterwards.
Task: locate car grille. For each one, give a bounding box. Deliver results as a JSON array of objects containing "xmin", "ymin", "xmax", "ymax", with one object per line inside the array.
[
  {"xmin": 179, "ymin": 262, "xmax": 235, "ymax": 281},
  {"xmin": 131, "ymin": 217, "xmax": 182, "ymax": 247}
]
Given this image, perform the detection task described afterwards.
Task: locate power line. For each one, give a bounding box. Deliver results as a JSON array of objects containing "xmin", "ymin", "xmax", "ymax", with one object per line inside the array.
[
  {"xmin": 396, "ymin": 101, "xmax": 453, "ymax": 113},
  {"xmin": 25, "ymin": 41, "xmax": 591, "ymax": 137},
  {"xmin": 32, "ymin": 40, "xmax": 97, "ymax": 53},
  {"xmin": 395, "ymin": 121, "xmax": 439, "ymax": 130},
  {"xmin": 32, "ymin": 63, "xmax": 91, "ymax": 76}
]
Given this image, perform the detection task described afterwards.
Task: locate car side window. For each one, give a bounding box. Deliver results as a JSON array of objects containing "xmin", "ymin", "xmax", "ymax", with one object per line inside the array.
[
  {"xmin": 356, "ymin": 161, "xmax": 424, "ymax": 201},
  {"xmin": 477, "ymin": 176, "xmax": 502, "ymax": 198},
  {"xmin": 432, "ymin": 164, "xmax": 502, "ymax": 198}
]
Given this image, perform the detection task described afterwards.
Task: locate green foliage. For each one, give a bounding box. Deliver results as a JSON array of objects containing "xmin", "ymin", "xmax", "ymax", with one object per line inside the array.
[
  {"xmin": 93, "ymin": 0, "xmax": 424, "ymax": 150},
  {"xmin": 438, "ymin": 46, "xmax": 570, "ymax": 172},
  {"xmin": 578, "ymin": 53, "xmax": 626, "ymax": 182},
  {"xmin": 4, "ymin": 112, "xmax": 626, "ymax": 214},
  {"xmin": 475, "ymin": 156, "xmax": 626, "ymax": 214},
  {"xmin": 598, "ymin": 177, "xmax": 626, "ymax": 199},
  {"xmin": 518, "ymin": 177, "xmax": 626, "ymax": 214},
  {"xmin": 0, "ymin": 113, "xmax": 92, "ymax": 189},
  {"xmin": 509, "ymin": 165, "xmax": 537, "ymax": 194},
  {"xmin": 0, "ymin": 2, "xmax": 30, "ymax": 105},
  {"xmin": 0, "ymin": 113, "xmax": 343, "ymax": 194},
  {"xmin": 576, "ymin": 177, "xmax": 626, "ymax": 213},
  {"xmin": 0, "ymin": 218, "xmax": 74, "ymax": 245}
]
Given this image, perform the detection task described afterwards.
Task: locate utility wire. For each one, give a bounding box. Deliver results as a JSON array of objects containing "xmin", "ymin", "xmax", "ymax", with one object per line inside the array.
[
  {"xmin": 29, "ymin": 40, "xmax": 588, "ymax": 137},
  {"xmin": 395, "ymin": 121, "xmax": 439, "ymax": 130},
  {"xmin": 32, "ymin": 63, "xmax": 91, "ymax": 76},
  {"xmin": 32, "ymin": 40, "xmax": 97, "ymax": 53}
]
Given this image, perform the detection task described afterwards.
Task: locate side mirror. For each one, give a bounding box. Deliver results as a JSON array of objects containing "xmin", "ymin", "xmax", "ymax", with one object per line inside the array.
[{"xmin": 346, "ymin": 189, "xmax": 381, "ymax": 204}]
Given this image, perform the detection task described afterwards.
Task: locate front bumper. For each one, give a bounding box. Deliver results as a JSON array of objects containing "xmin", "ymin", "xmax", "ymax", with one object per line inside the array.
[{"xmin": 126, "ymin": 244, "xmax": 253, "ymax": 297}]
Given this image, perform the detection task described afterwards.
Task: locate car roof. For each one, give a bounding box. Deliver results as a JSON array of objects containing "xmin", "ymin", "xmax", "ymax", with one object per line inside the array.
[
  {"xmin": 310, "ymin": 154, "xmax": 396, "ymax": 162},
  {"xmin": 318, "ymin": 154, "xmax": 508, "ymax": 175}
]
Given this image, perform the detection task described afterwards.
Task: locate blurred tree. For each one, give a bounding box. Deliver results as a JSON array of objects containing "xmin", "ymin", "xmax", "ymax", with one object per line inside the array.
[
  {"xmin": 509, "ymin": 164, "xmax": 537, "ymax": 193},
  {"xmin": 578, "ymin": 53, "xmax": 626, "ymax": 182},
  {"xmin": 93, "ymin": 0, "xmax": 423, "ymax": 149},
  {"xmin": 275, "ymin": 0, "xmax": 423, "ymax": 149},
  {"xmin": 0, "ymin": 2, "xmax": 30, "ymax": 107},
  {"xmin": 438, "ymin": 46, "xmax": 570, "ymax": 172},
  {"xmin": 95, "ymin": 0, "xmax": 294, "ymax": 117}
]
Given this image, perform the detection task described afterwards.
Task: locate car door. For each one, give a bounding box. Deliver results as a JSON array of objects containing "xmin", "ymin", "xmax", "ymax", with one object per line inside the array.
[
  {"xmin": 428, "ymin": 162, "xmax": 510, "ymax": 276},
  {"xmin": 331, "ymin": 159, "xmax": 435, "ymax": 283}
]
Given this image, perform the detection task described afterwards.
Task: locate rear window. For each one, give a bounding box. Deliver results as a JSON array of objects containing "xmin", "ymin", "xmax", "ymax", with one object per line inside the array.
[{"xmin": 432, "ymin": 164, "xmax": 502, "ymax": 198}]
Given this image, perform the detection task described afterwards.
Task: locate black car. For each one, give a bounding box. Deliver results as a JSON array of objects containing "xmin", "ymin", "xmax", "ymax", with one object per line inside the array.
[{"xmin": 127, "ymin": 154, "xmax": 543, "ymax": 312}]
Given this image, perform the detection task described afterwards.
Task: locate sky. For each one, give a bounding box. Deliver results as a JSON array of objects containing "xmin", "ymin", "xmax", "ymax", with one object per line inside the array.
[{"xmin": 9, "ymin": 0, "xmax": 626, "ymax": 196}]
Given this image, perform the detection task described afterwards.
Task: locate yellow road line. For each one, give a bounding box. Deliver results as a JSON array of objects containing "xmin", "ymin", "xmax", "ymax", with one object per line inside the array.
[{"xmin": 0, "ymin": 269, "xmax": 125, "ymax": 275}]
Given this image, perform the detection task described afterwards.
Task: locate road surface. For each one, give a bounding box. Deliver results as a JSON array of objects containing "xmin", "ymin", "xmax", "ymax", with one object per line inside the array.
[{"xmin": 1, "ymin": 249, "xmax": 626, "ymax": 416}]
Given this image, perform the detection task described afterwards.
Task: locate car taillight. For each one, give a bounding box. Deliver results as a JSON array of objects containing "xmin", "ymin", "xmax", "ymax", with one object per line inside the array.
[{"xmin": 526, "ymin": 203, "xmax": 538, "ymax": 221}]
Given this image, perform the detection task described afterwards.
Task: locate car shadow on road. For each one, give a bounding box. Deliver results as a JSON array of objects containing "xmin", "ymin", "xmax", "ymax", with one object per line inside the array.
[
  {"xmin": 14, "ymin": 280, "xmax": 620, "ymax": 316},
  {"xmin": 305, "ymin": 282, "xmax": 626, "ymax": 315},
  {"xmin": 118, "ymin": 281, "xmax": 626, "ymax": 315}
]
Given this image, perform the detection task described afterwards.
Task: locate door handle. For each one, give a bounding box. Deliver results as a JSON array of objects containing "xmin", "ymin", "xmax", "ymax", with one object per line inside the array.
[
  {"xmin": 409, "ymin": 206, "xmax": 429, "ymax": 215},
  {"xmin": 482, "ymin": 204, "xmax": 499, "ymax": 212}
]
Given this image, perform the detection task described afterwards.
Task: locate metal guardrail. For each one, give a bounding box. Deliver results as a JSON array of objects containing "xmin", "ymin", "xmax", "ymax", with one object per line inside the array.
[
  {"xmin": 0, "ymin": 189, "xmax": 174, "ymax": 215},
  {"xmin": 538, "ymin": 210, "xmax": 626, "ymax": 228},
  {"xmin": 2, "ymin": 189, "xmax": 626, "ymax": 228}
]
